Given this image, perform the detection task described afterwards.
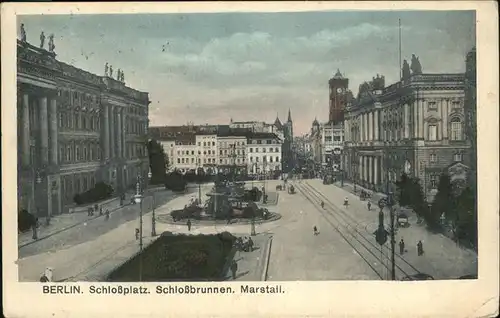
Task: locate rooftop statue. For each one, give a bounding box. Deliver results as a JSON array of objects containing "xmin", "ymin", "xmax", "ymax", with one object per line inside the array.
[
  {"xmin": 121, "ymin": 71, "xmax": 125, "ymax": 82},
  {"xmin": 40, "ymin": 31, "xmax": 45, "ymax": 49},
  {"xmin": 410, "ymin": 54, "xmax": 422, "ymax": 75},
  {"xmin": 109, "ymin": 65, "xmax": 113, "ymax": 78},
  {"xmin": 104, "ymin": 62, "xmax": 109, "ymax": 77},
  {"xmin": 402, "ymin": 59, "xmax": 411, "ymax": 80},
  {"xmin": 48, "ymin": 34, "xmax": 55, "ymax": 53},
  {"xmin": 116, "ymin": 69, "xmax": 121, "ymax": 81},
  {"xmin": 20, "ymin": 24, "xmax": 27, "ymax": 42}
]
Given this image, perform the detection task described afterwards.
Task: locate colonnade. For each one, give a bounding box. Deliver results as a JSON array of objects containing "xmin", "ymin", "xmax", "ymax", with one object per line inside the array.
[
  {"xmin": 20, "ymin": 91, "xmax": 58, "ymax": 167},
  {"xmin": 357, "ymin": 154, "xmax": 381, "ymax": 186},
  {"xmin": 103, "ymin": 104, "xmax": 126, "ymax": 160}
]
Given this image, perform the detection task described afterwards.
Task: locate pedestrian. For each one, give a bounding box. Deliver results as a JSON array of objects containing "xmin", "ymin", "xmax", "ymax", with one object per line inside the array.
[
  {"xmin": 230, "ymin": 260, "xmax": 238, "ymax": 279},
  {"xmin": 87, "ymin": 207, "xmax": 92, "ymax": 216},
  {"xmin": 417, "ymin": 240, "xmax": 424, "ymax": 256},
  {"xmin": 105, "ymin": 209, "xmax": 110, "ymax": 220},
  {"xmin": 187, "ymin": 219, "xmax": 192, "ymax": 231},
  {"xmin": 99, "ymin": 207, "xmax": 103, "ymax": 216},
  {"xmin": 313, "ymin": 226, "xmax": 319, "ymax": 235},
  {"xmin": 399, "ymin": 238, "xmax": 405, "ymax": 255},
  {"xmin": 135, "ymin": 228, "xmax": 140, "ymax": 240},
  {"xmin": 32, "ymin": 218, "xmax": 38, "ymax": 240},
  {"xmin": 248, "ymin": 237, "xmax": 254, "ymax": 252},
  {"xmin": 367, "ymin": 201, "xmax": 372, "ymax": 211}
]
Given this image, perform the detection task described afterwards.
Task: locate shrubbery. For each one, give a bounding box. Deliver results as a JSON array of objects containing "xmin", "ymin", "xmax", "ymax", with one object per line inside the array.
[
  {"xmin": 18, "ymin": 209, "xmax": 36, "ymax": 232},
  {"xmin": 107, "ymin": 232, "xmax": 237, "ymax": 281},
  {"xmin": 170, "ymin": 204, "xmax": 203, "ymax": 221},
  {"xmin": 243, "ymin": 187, "xmax": 262, "ymax": 202},
  {"xmin": 165, "ymin": 171, "xmax": 187, "ymax": 192},
  {"xmin": 73, "ymin": 182, "xmax": 114, "ymax": 205}
]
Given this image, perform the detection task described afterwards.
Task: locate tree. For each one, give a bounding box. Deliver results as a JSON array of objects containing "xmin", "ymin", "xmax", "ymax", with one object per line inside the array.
[
  {"xmin": 431, "ymin": 173, "xmax": 455, "ymax": 228},
  {"xmin": 395, "ymin": 173, "xmax": 413, "ymax": 207},
  {"xmin": 455, "ymin": 186, "xmax": 477, "ymax": 247},
  {"xmin": 409, "ymin": 178, "xmax": 427, "ymax": 220},
  {"xmin": 147, "ymin": 139, "xmax": 167, "ymax": 185}
]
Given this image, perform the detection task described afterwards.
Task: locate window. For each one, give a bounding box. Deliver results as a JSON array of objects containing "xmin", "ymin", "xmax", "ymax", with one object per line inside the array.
[
  {"xmin": 275, "ymin": 147, "xmax": 279, "ymax": 152},
  {"xmin": 269, "ymin": 148, "xmax": 273, "ymax": 153},
  {"xmin": 454, "ymin": 153, "xmax": 462, "ymax": 162},
  {"xmin": 266, "ymin": 140, "xmax": 272, "ymax": 144},
  {"xmin": 333, "ymin": 136, "xmax": 341, "ymax": 141},
  {"xmin": 203, "ymin": 142, "xmax": 206, "ymax": 147},
  {"xmin": 191, "ymin": 158, "xmax": 194, "ymax": 163},
  {"xmin": 250, "ymin": 157, "xmax": 253, "ymax": 162},
  {"xmin": 270, "ymin": 157, "xmax": 273, "ymax": 163},
  {"xmin": 220, "ymin": 159, "xmax": 223, "ymax": 164},
  {"xmin": 275, "ymin": 156, "xmax": 279, "ymax": 162},
  {"xmin": 255, "ymin": 148, "xmax": 259, "ymax": 153},
  {"xmin": 257, "ymin": 140, "xmax": 262, "ymax": 144},
  {"xmin": 452, "ymin": 101, "xmax": 461, "ymax": 109},
  {"xmin": 325, "ymin": 136, "xmax": 332, "ymax": 142},
  {"xmin": 191, "ymin": 151, "xmax": 194, "ymax": 155},
  {"xmin": 58, "ymin": 113, "xmax": 64, "ymax": 128},
  {"xmin": 450, "ymin": 118, "xmax": 463, "ymax": 141},
  {"xmin": 212, "ymin": 142, "xmax": 215, "ymax": 146},
  {"xmin": 198, "ymin": 142, "xmax": 201, "ymax": 146},
  {"xmin": 256, "ymin": 157, "xmax": 259, "ymax": 162},
  {"xmin": 220, "ymin": 150, "xmax": 223, "ymax": 155},
  {"xmin": 430, "ymin": 153, "xmax": 437, "ymax": 163},
  {"xmin": 263, "ymin": 148, "xmax": 266, "ymax": 153},
  {"xmin": 250, "ymin": 148, "xmax": 253, "ymax": 153},
  {"xmin": 76, "ymin": 147, "xmax": 80, "ymax": 161},
  {"xmin": 181, "ymin": 158, "xmax": 185, "ymax": 163},
  {"xmin": 430, "ymin": 175, "xmax": 438, "ymax": 188},
  {"xmin": 428, "ymin": 125, "xmax": 437, "ymax": 141},
  {"xmin": 177, "ymin": 158, "xmax": 180, "ymax": 164}
]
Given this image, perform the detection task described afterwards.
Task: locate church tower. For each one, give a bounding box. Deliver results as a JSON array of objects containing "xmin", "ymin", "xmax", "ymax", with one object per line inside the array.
[
  {"xmin": 286, "ymin": 108, "xmax": 293, "ymax": 142},
  {"xmin": 328, "ymin": 69, "xmax": 349, "ymax": 125}
]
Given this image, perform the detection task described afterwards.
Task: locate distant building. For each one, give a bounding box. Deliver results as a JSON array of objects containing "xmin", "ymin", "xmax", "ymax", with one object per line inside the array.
[
  {"xmin": 247, "ymin": 132, "xmax": 282, "ymax": 176},
  {"xmin": 217, "ymin": 133, "xmax": 247, "ymax": 175},
  {"xmin": 344, "ymin": 54, "xmax": 471, "ymax": 201},
  {"xmin": 328, "ymin": 69, "xmax": 353, "ymax": 125},
  {"xmin": 17, "ymin": 37, "xmax": 149, "ymax": 217}
]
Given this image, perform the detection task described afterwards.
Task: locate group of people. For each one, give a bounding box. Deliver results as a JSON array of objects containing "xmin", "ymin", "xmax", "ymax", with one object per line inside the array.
[
  {"xmin": 399, "ymin": 238, "xmax": 425, "ymax": 256},
  {"xmin": 87, "ymin": 204, "xmax": 110, "ymax": 220}
]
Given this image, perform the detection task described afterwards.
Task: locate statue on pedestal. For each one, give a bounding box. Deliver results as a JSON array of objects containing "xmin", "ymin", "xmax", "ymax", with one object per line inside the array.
[
  {"xmin": 40, "ymin": 31, "xmax": 45, "ymax": 49},
  {"xmin": 109, "ymin": 65, "xmax": 113, "ymax": 78},
  {"xmin": 116, "ymin": 69, "xmax": 121, "ymax": 80},
  {"xmin": 48, "ymin": 34, "xmax": 55, "ymax": 53},
  {"xmin": 410, "ymin": 54, "xmax": 422, "ymax": 75},
  {"xmin": 401, "ymin": 59, "xmax": 411, "ymax": 80},
  {"xmin": 20, "ymin": 24, "xmax": 27, "ymax": 42},
  {"xmin": 121, "ymin": 71, "xmax": 125, "ymax": 82},
  {"xmin": 104, "ymin": 62, "xmax": 109, "ymax": 77}
]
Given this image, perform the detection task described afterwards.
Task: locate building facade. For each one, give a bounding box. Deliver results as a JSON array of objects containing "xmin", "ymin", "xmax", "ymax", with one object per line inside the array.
[
  {"xmin": 247, "ymin": 133, "xmax": 282, "ymax": 176},
  {"xmin": 344, "ymin": 61, "xmax": 470, "ymax": 200},
  {"xmin": 217, "ymin": 134, "xmax": 247, "ymax": 175},
  {"xmin": 195, "ymin": 133, "xmax": 218, "ymax": 174},
  {"xmin": 464, "ymin": 47, "xmax": 477, "ymax": 190},
  {"xmin": 17, "ymin": 38, "xmax": 149, "ymax": 217},
  {"xmin": 328, "ymin": 69, "xmax": 352, "ymax": 125}
]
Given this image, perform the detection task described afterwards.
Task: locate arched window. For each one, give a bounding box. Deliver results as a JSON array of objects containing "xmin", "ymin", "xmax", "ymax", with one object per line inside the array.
[
  {"xmin": 67, "ymin": 146, "xmax": 71, "ymax": 161},
  {"xmin": 76, "ymin": 146, "xmax": 80, "ymax": 161},
  {"xmin": 83, "ymin": 146, "xmax": 88, "ymax": 161},
  {"xmin": 450, "ymin": 118, "xmax": 463, "ymax": 141}
]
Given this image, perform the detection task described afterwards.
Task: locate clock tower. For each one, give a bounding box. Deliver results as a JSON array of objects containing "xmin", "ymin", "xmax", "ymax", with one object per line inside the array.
[{"xmin": 328, "ymin": 69, "xmax": 349, "ymax": 125}]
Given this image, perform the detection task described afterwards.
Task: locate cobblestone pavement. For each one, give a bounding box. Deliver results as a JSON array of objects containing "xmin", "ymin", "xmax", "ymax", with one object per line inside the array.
[{"xmin": 305, "ymin": 179, "xmax": 478, "ymax": 279}]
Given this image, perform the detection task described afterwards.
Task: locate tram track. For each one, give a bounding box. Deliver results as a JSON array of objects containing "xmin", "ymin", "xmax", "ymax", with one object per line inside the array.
[{"xmin": 295, "ymin": 181, "xmax": 422, "ymax": 280}]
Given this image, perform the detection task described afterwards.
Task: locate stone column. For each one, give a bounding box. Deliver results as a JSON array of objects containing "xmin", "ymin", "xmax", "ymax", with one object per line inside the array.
[
  {"xmin": 110, "ymin": 105, "xmax": 115, "ymax": 158},
  {"xmin": 358, "ymin": 156, "xmax": 362, "ymax": 181},
  {"xmin": 49, "ymin": 98, "xmax": 58, "ymax": 165},
  {"xmin": 368, "ymin": 112, "xmax": 373, "ymax": 141},
  {"xmin": 103, "ymin": 104, "xmax": 110, "ymax": 160},
  {"xmin": 413, "ymin": 100, "xmax": 418, "ymax": 138},
  {"xmin": 419, "ymin": 99, "xmax": 425, "ymax": 139},
  {"xmin": 22, "ymin": 94, "xmax": 31, "ymax": 166},
  {"xmin": 368, "ymin": 156, "xmax": 373, "ymax": 184},
  {"xmin": 122, "ymin": 110, "xmax": 127, "ymax": 158},
  {"xmin": 443, "ymin": 99, "xmax": 449, "ymax": 139},
  {"xmin": 374, "ymin": 110, "xmax": 379, "ymax": 141},
  {"xmin": 374, "ymin": 157, "xmax": 379, "ymax": 185},
  {"xmin": 117, "ymin": 109, "xmax": 122, "ymax": 159},
  {"xmin": 39, "ymin": 96, "xmax": 49, "ymax": 165},
  {"xmin": 364, "ymin": 114, "xmax": 368, "ymax": 141},
  {"xmin": 404, "ymin": 104, "xmax": 410, "ymax": 139}
]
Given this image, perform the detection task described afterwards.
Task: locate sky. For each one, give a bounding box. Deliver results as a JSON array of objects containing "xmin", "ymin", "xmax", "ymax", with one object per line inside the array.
[{"xmin": 18, "ymin": 11, "xmax": 475, "ymax": 135}]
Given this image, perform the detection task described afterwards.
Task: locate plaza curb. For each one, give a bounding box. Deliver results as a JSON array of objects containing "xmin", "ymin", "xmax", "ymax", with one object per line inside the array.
[
  {"xmin": 19, "ymin": 189, "xmax": 181, "ymax": 249},
  {"xmin": 260, "ymin": 236, "xmax": 273, "ymax": 281}
]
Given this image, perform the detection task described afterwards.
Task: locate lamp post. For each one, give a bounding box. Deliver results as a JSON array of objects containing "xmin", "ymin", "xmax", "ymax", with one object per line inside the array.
[
  {"xmin": 196, "ymin": 156, "xmax": 202, "ymax": 205},
  {"xmin": 134, "ymin": 174, "xmax": 144, "ymax": 281}
]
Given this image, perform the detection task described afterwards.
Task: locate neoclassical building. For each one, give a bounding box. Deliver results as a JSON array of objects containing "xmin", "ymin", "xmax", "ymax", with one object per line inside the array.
[
  {"xmin": 17, "ymin": 37, "xmax": 150, "ymax": 217},
  {"xmin": 343, "ymin": 55, "xmax": 471, "ymax": 200}
]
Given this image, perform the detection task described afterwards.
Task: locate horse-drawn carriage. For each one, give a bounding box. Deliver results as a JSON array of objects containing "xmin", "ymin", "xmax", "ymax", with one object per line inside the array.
[
  {"xmin": 288, "ymin": 185, "xmax": 295, "ymax": 194},
  {"xmin": 359, "ymin": 190, "xmax": 371, "ymax": 201}
]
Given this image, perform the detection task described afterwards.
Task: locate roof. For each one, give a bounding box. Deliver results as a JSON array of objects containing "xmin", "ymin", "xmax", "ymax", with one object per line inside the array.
[{"xmin": 248, "ymin": 132, "xmax": 280, "ymax": 140}]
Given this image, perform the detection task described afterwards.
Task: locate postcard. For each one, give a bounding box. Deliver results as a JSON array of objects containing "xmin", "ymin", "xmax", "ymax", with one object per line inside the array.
[{"xmin": 1, "ymin": 1, "xmax": 498, "ymax": 317}]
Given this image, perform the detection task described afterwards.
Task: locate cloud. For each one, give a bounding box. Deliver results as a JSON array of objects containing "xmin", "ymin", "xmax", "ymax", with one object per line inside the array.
[{"xmin": 19, "ymin": 12, "xmax": 475, "ymax": 135}]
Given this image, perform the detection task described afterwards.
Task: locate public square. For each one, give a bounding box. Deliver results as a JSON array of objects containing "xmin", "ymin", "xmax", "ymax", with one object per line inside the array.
[{"xmin": 17, "ymin": 178, "xmax": 477, "ymax": 282}]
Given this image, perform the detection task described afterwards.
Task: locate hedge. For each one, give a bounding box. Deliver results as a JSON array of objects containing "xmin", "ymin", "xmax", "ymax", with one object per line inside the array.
[
  {"xmin": 107, "ymin": 232, "xmax": 236, "ymax": 281},
  {"xmin": 73, "ymin": 182, "xmax": 114, "ymax": 205},
  {"xmin": 18, "ymin": 209, "xmax": 36, "ymax": 232}
]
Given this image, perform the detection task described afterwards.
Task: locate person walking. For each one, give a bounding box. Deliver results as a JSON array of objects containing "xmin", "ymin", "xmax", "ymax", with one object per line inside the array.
[
  {"xmin": 135, "ymin": 228, "xmax": 140, "ymax": 240},
  {"xmin": 399, "ymin": 238, "xmax": 405, "ymax": 255},
  {"xmin": 99, "ymin": 207, "xmax": 103, "ymax": 216},
  {"xmin": 417, "ymin": 240, "xmax": 424, "ymax": 256},
  {"xmin": 187, "ymin": 219, "xmax": 192, "ymax": 231},
  {"xmin": 313, "ymin": 226, "xmax": 319, "ymax": 235},
  {"xmin": 248, "ymin": 237, "xmax": 254, "ymax": 252},
  {"xmin": 230, "ymin": 260, "xmax": 238, "ymax": 280},
  {"xmin": 105, "ymin": 209, "xmax": 110, "ymax": 220},
  {"xmin": 367, "ymin": 201, "xmax": 372, "ymax": 211},
  {"xmin": 321, "ymin": 201, "xmax": 325, "ymax": 209}
]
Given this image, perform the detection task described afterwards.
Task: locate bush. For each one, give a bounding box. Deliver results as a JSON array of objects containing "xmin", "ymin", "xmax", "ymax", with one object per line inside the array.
[
  {"xmin": 170, "ymin": 205, "xmax": 203, "ymax": 221},
  {"xmin": 107, "ymin": 233, "xmax": 237, "ymax": 281},
  {"xmin": 165, "ymin": 172, "xmax": 187, "ymax": 192},
  {"xmin": 243, "ymin": 187, "xmax": 262, "ymax": 202},
  {"xmin": 18, "ymin": 209, "xmax": 36, "ymax": 232},
  {"xmin": 73, "ymin": 182, "xmax": 114, "ymax": 205}
]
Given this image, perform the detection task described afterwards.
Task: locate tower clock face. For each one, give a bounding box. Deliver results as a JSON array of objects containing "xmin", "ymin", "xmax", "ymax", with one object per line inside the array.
[{"xmin": 336, "ymin": 88, "xmax": 343, "ymax": 93}]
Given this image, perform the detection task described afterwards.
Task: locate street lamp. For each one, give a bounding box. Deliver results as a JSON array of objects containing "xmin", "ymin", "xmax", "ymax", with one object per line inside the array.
[
  {"xmin": 196, "ymin": 156, "xmax": 202, "ymax": 205},
  {"xmin": 151, "ymin": 191, "xmax": 156, "ymax": 237},
  {"xmin": 133, "ymin": 175, "xmax": 144, "ymax": 281}
]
